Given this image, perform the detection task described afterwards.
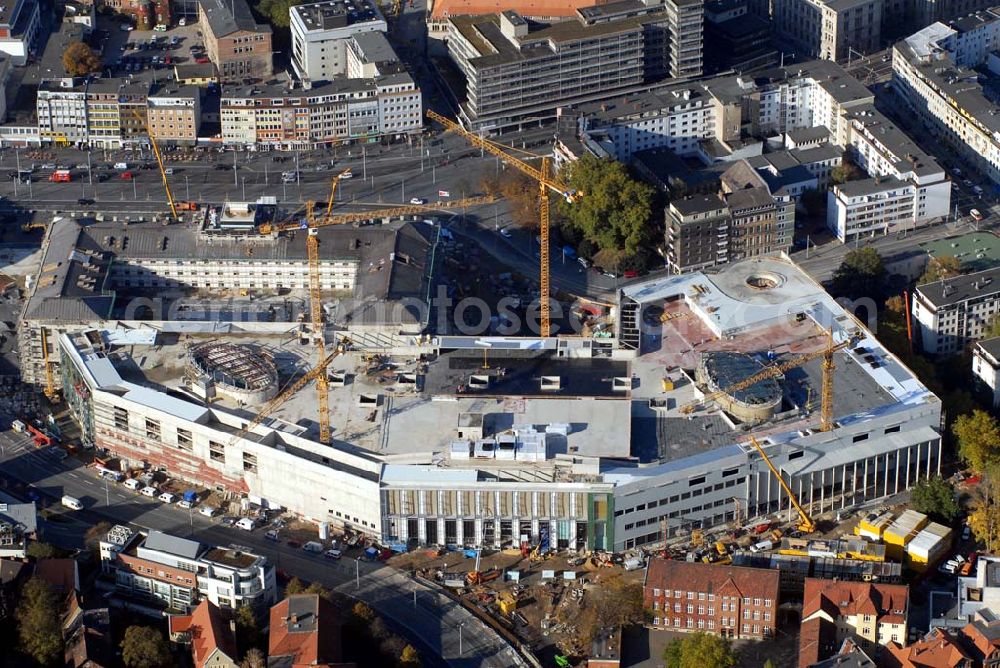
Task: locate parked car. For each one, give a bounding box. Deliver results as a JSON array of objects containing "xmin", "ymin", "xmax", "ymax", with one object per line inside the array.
[
  {"xmin": 236, "ymin": 517, "xmax": 256, "ymax": 531},
  {"xmin": 265, "ymin": 529, "xmax": 280, "ymax": 541},
  {"xmin": 158, "ymin": 492, "xmax": 176, "ymax": 504},
  {"xmin": 178, "ymin": 500, "xmax": 192, "ymax": 509},
  {"xmin": 123, "ymin": 478, "xmax": 142, "ymax": 490},
  {"xmin": 963, "ymin": 525, "xmax": 972, "ymax": 540},
  {"xmin": 409, "ymin": 197, "xmax": 427, "ymax": 205},
  {"xmin": 140, "ymin": 485, "xmax": 158, "ymax": 497},
  {"xmin": 199, "ymin": 505, "xmax": 218, "ymax": 517},
  {"xmin": 499, "ymin": 228, "xmax": 512, "ymax": 238},
  {"xmin": 302, "ymin": 541, "xmax": 324, "ymax": 553},
  {"xmin": 324, "ymin": 549, "xmax": 342, "ymax": 559}
]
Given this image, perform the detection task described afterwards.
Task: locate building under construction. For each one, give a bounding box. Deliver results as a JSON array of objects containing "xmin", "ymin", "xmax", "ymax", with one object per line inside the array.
[{"xmin": 186, "ymin": 342, "xmax": 279, "ymax": 404}]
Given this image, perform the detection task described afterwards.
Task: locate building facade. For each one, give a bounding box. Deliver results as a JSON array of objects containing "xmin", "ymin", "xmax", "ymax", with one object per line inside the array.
[
  {"xmin": 290, "ymin": 0, "xmax": 386, "ymax": 82},
  {"xmin": 0, "ymin": 0, "xmax": 41, "ymax": 64},
  {"xmin": 198, "ymin": 0, "xmax": 273, "ymax": 82},
  {"xmin": 912, "ymin": 267, "xmax": 1000, "ymax": 355},
  {"xmin": 972, "ymin": 337, "xmax": 1000, "ymax": 406},
  {"xmin": 773, "ymin": 0, "xmax": 882, "ymax": 61},
  {"xmin": 827, "ymin": 177, "xmax": 917, "ymax": 242},
  {"xmin": 802, "ymin": 579, "xmax": 909, "ymax": 654},
  {"xmin": 644, "ymin": 560, "xmax": 780, "ymax": 639}
]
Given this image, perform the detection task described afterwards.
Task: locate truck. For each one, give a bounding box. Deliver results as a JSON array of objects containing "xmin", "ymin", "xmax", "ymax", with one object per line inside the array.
[{"xmin": 49, "ymin": 170, "xmax": 71, "ymax": 183}]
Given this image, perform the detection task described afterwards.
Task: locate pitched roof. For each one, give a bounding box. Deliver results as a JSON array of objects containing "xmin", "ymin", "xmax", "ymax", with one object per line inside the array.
[
  {"xmin": 33, "ymin": 559, "xmax": 80, "ymax": 596},
  {"xmin": 268, "ymin": 595, "xmax": 346, "ymax": 668},
  {"xmin": 808, "ymin": 638, "xmax": 875, "ymax": 668},
  {"xmin": 799, "ymin": 617, "xmax": 839, "ymax": 668},
  {"xmin": 170, "ymin": 600, "xmax": 238, "ymax": 668},
  {"xmin": 644, "ymin": 559, "xmax": 780, "ymax": 601},
  {"xmin": 802, "ymin": 579, "xmax": 909, "ymax": 625},
  {"xmin": 882, "ymin": 628, "xmax": 972, "ymax": 668},
  {"xmin": 960, "ymin": 619, "xmax": 1000, "ymax": 663}
]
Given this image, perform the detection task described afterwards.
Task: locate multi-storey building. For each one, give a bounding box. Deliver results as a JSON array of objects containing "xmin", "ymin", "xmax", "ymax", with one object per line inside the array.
[
  {"xmin": 0, "ymin": 0, "xmax": 41, "ymax": 64},
  {"xmin": 773, "ymin": 0, "xmax": 882, "ymax": 61},
  {"xmin": 644, "ymin": 560, "xmax": 780, "ymax": 639},
  {"xmin": 290, "ymin": 0, "xmax": 386, "ymax": 82},
  {"xmin": 346, "ymin": 31, "xmax": 402, "ymax": 79},
  {"xmin": 198, "ymin": 0, "xmax": 273, "ymax": 82},
  {"xmin": 893, "ymin": 12, "xmax": 1000, "ymax": 188},
  {"xmin": 827, "ymin": 177, "xmax": 917, "ymax": 242},
  {"xmin": 147, "ymin": 85, "xmax": 201, "ymax": 145},
  {"xmin": 801, "ymin": 579, "xmax": 909, "ymax": 657},
  {"xmin": 37, "ymin": 79, "xmax": 89, "ymax": 146},
  {"xmin": 220, "ymin": 74, "xmax": 420, "ymax": 149},
  {"xmin": 703, "ymin": 0, "xmax": 777, "ymax": 74},
  {"xmin": 269, "ymin": 595, "xmax": 354, "ymax": 668},
  {"xmin": 912, "ymin": 266, "xmax": 1000, "ymax": 355},
  {"xmin": 665, "ymin": 194, "xmax": 733, "ymax": 273},
  {"xmin": 972, "ymin": 337, "xmax": 1000, "ymax": 406},
  {"xmin": 168, "ymin": 600, "xmax": 239, "ymax": 668},
  {"xmin": 445, "ymin": 0, "xmax": 703, "ymax": 128},
  {"xmin": 99, "ymin": 526, "xmax": 277, "ymax": 613},
  {"xmin": 883, "ymin": 628, "xmax": 973, "ymax": 668}
]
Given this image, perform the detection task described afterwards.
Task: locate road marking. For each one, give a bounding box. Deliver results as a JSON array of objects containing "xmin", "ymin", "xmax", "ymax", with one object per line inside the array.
[{"xmin": 67, "ymin": 472, "xmax": 79, "ymax": 479}]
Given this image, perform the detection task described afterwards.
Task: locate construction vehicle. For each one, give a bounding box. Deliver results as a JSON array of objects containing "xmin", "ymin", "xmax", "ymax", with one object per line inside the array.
[
  {"xmin": 746, "ymin": 435, "xmax": 816, "ymax": 534},
  {"xmin": 426, "ymin": 110, "xmax": 581, "ymax": 336},
  {"xmin": 225, "ymin": 341, "xmax": 348, "ymax": 448},
  {"xmin": 27, "ymin": 424, "xmax": 52, "ymax": 448},
  {"xmin": 130, "ymin": 108, "xmax": 178, "ymax": 220},
  {"xmin": 679, "ymin": 329, "xmax": 863, "ymax": 432}
]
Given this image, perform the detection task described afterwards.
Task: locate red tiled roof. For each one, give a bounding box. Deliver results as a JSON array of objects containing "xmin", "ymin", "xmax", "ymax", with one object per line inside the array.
[
  {"xmin": 644, "ymin": 558, "xmax": 780, "ymax": 601},
  {"xmin": 882, "ymin": 628, "xmax": 972, "ymax": 668},
  {"xmin": 958, "ymin": 620, "xmax": 1000, "ymax": 664},
  {"xmin": 799, "ymin": 617, "xmax": 839, "ymax": 668},
  {"xmin": 803, "ymin": 579, "xmax": 908, "ymax": 625},
  {"xmin": 33, "ymin": 558, "xmax": 79, "ymax": 596},
  {"xmin": 178, "ymin": 600, "xmax": 237, "ymax": 668},
  {"xmin": 268, "ymin": 595, "xmax": 348, "ymax": 668}
]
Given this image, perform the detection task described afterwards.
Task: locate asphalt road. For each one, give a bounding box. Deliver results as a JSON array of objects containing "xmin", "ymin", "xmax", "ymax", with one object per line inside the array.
[{"xmin": 0, "ymin": 431, "xmax": 525, "ymax": 668}]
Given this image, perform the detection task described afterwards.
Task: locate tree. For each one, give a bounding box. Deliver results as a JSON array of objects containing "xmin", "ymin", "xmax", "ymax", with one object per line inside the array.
[
  {"xmin": 399, "ymin": 644, "xmax": 421, "ymax": 668},
  {"xmin": 763, "ymin": 661, "xmax": 778, "ymax": 668},
  {"xmin": 254, "ymin": 0, "xmax": 302, "ymax": 27},
  {"xmin": 62, "ymin": 41, "xmax": 102, "ymax": 77},
  {"xmin": 985, "ymin": 314, "xmax": 1000, "ymax": 340},
  {"xmin": 352, "ymin": 601, "xmax": 376, "ymax": 622},
  {"xmin": 84, "ymin": 522, "xmax": 112, "ymax": 551},
  {"xmin": 591, "ymin": 575, "xmax": 645, "ymax": 628},
  {"xmin": 555, "ymin": 153, "xmax": 654, "ymax": 258},
  {"xmin": 284, "ymin": 577, "xmax": 306, "ymax": 595},
  {"xmin": 919, "ymin": 255, "xmax": 962, "ymax": 285},
  {"xmin": 831, "ymin": 247, "xmax": 886, "ymax": 300},
  {"xmin": 663, "ymin": 633, "xmax": 738, "ymax": 668},
  {"xmin": 831, "ymin": 160, "xmax": 865, "ymax": 185},
  {"xmin": 121, "ymin": 626, "xmax": 172, "ymax": 668},
  {"xmin": 234, "ymin": 605, "xmax": 261, "ymax": 654},
  {"xmin": 304, "ymin": 582, "xmax": 334, "ymax": 601},
  {"xmin": 240, "ymin": 648, "xmax": 266, "ymax": 668},
  {"xmin": 26, "ymin": 541, "xmax": 58, "ymax": 559},
  {"xmin": 499, "ymin": 171, "xmax": 539, "ymax": 228},
  {"xmin": 16, "ymin": 577, "xmax": 62, "ymax": 666},
  {"xmin": 910, "ymin": 476, "xmax": 960, "ymax": 523},
  {"xmin": 953, "ymin": 410, "xmax": 1000, "ymax": 473}
]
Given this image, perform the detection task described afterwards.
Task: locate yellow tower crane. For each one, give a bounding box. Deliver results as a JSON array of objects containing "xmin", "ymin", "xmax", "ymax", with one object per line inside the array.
[
  {"xmin": 40, "ymin": 327, "xmax": 59, "ymax": 402},
  {"xmin": 679, "ymin": 328, "xmax": 863, "ymax": 430},
  {"xmin": 131, "ymin": 108, "xmax": 178, "ymax": 220},
  {"xmin": 425, "ymin": 110, "xmax": 580, "ymax": 336},
  {"xmin": 746, "ymin": 435, "xmax": 816, "ymax": 534}
]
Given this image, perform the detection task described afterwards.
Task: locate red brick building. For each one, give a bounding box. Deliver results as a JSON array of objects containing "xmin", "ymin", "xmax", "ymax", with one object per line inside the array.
[
  {"xmin": 268, "ymin": 594, "xmax": 355, "ymax": 668},
  {"xmin": 643, "ymin": 559, "xmax": 780, "ymax": 640}
]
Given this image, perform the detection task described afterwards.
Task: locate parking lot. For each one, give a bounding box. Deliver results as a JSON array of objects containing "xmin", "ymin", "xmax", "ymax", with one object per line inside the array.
[{"xmin": 112, "ymin": 23, "xmax": 209, "ymax": 76}]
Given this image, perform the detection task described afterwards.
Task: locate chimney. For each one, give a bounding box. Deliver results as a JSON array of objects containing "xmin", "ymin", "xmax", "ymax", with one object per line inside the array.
[{"xmin": 290, "ymin": 613, "xmax": 298, "ymax": 625}]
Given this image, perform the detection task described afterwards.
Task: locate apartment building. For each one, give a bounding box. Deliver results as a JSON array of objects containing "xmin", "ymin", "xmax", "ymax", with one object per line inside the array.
[
  {"xmin": 827, "ymin": 177, "xmax": 917, "ymax": 242},
  {"xmin": 445, "ymin": 0, "xmax": 703, "ymax": 128},
  {"xmin": 644, "ymin": 560, "xmax": 780, "ymax": 639},
  {"xmin": 893, "ymin": 12, "xmax": 1000, "ymax": 188},
  {"xmin": 912, "ymin": 266, "xmax": 1000, "ymax": 355},
  {"xmin": 801, "ymin": 580, "xmax": 909, "ymax": 660},
  {"xmin": 665, "ymin": 194, "xmax": 733, "ymax": 273},
  {"xmin": 774, "ymin": 0, "xmax": 882, "ymax": 61},
  {"xmin": 221, "ymin": 74, "xmax": 420, "ymax": 149},
  {"xmin": 269, "ymin": 595, "xmax": 355, "ymax": 668},
  {"xmin": 37, "ymin": 79, "xmax": 89, "ymax": 146},
  {"xmin": 99, "ymin": 526, "xmax": 277, "ymax": 613},
  {"xmin": 883, "ymin": 628, "xmax": 973, "ymax": 668},
  {"xmin": 198, "ymin": 0, "xmax": 273, "ymax": 82},
  {"xmin": 290, "ymin": 0, "xmax": 386, "ymax": 82},
  {"xmin": 147, "ymin": 85, "xmax": 201, "ymax": 145},
  {"xmin": 0, "ymin": 0, "xmax": 40, "ymax": 65},
  {"xmin": 972, "ymin": 337, "xmax": 1000, "ymax": 406},
  {"xmin": 0, "ymin": 498, "xmax": 36, "ymax": 559}
]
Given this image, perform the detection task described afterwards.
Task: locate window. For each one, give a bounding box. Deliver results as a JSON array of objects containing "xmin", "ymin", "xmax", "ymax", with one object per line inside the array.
[
  {"xmin": 754, "ymin": 598, "xmax": 761, "ymax": 606},
  {"xmin": 243, "ymin": 452, "xmax": 258, "ymax": 473},
  {"xmin": 653, "ymin": 601, "xmax": 660, "ymax": 610},
  {"xmin": 687, "ymin": 604, "xmax": 694, "ymax": 613},
  {"xmin": 209, "ymin": 441, "xmax": 225, "ymax": 463},
  {"xmin": 177, "ymin": 428, "xmax": 193, "ymax": 452},
  {"xmin": 743, "ymin": 597, "xmax": 750, "ymax": 605},
  {"xmin": 145, "ymin": 418, "xmax": 161, "ymax": 441},
  {"xmin": 698, "ymin": 605, "xmax": 705, "ymax": 614},
  {"xmin": 653, "ymin": 588, "xmax": 661, "ymax": 597}
]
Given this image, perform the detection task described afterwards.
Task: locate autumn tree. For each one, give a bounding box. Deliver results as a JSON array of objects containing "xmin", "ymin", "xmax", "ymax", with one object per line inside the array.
[
  {"xmin": 240, "ymin": 648, "xmax": 266, "ymax": 668},
  {"xmin": 499, "ymin": 171, "xmax": 539, "ymax": 228},
  {"xmin": 555, "ymin": 153, "xmax": 654, "ymax": 258},
  {"xmin": 26, "ymin": 541, "xmax": 58, "ymax": 559},
  {"xmin": 953, "ymin": 410, "xmax": 1000, "ymax": 473},
  {"xmin": 831, "ymin": 160, "xmax": 865, "ymax": 185},
  {"xmin": 284, "ymin": 577, "xmax": 306, "ymax": 595},
  {"xmin": 831, "ymin": 247, "xmax": 886, "ymax": 300},
  {"xmin": 910, "ymin": 476, "xmax": 960, "ymax": 523},
  {"xmin": 663, "ymin": 632, "xmax": 738, "ymax": 668},
  {"xmin": 919, "ymin": 255, "xmax": 962, "ymax": 285},
  {"xmin": 234, "ymin": 605, "xmax": 262, "ymax": 654},
  {"xmin": 62, "ymin": 42, "xmax": 102, "ymax": 77},
  {"xmin": 16, "ymin": 577, "xmax": 62, "ymax": 666},
  {"xmin": 121, "ymin": 626, "xmax": 172, "ymax": 668},
  {"xmin": 304, "ymin": 582, "xmax": 334, "ymax": 601},
  {"xmin": 399, "ymin": 644, "xmax": 421, "ymax": 668}
]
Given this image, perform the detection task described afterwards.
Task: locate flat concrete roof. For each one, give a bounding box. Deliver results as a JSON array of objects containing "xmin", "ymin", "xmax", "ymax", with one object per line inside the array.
[{"xmin": 919, "ymin": 232, "xmax": 1000, "ymax": 274}]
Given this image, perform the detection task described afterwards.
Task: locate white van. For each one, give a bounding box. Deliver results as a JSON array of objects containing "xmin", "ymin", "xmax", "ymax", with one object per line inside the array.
[
  {"xmin": 750, "ymin": 540, "xmax": 774, "ymax": 553},
  {"xmin": 114, "ymin": 162, "xmax": 128, "ymax": 170},
  {"xmin": 11, "ymin": 419, "xmax": 25, "ymax": 433},
  {"xmin": 61, "ymin": 495, "xmax": 83, "ymax": 510},
  {"xmin": 236, "ymin": 517, "xmax": 255, "ymax": 531},
  {"xmin": 140, "ymin": 486, "xmax": 158, "ymax": 497},
  {"xmin": 199, "ymin": 506, "xmax": 218, "ymax": 517},
  {"xmin": 302, "ymin": 541, "xmax": 324, "ymax": 553},
  {"xmin": 623, "ymin": 557, "xmax": 645, "ymax": 571},
  {"xmin": 158, "ymin": 492, "xmax": 176, "ymax": 504},
  {"xmin": 123, "ymin": 478, "xmax": 141, "ymax": 491}
]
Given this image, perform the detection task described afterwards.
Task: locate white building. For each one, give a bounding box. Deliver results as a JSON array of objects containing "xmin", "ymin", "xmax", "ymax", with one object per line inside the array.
[
  {"xmin": 912, "ymin": 266, "xmax": 1000, "ymax": 355},
  {"xmin": 827, "ymin": 177, "xmax": 917, "ymax": 242},
  {"xmin": 290, "ymin": 0, "xmax": 386, "ymax": 82},
  {"xmin": 893, "ymin": 13, "xmax": 1000, "ymax": 187},
  {"xmin": 99, "ymin": 527, "xmax": 277, "ymax": 613},
  {"xmin": 0, "ymin": 0, "xmax": 41, "ymax": 65},
  {"xmin": 973, "ymin": 337, "xmax": 1000, "ymax": 405}
]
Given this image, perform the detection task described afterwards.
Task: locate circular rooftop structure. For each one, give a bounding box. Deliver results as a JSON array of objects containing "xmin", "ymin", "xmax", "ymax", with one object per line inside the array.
[
  {"xmin": 186, "ymin": 342, "xmax": 279, "ymax": 404},
  {"xmin": 695, "ymin": 351, "xmax": 782, "ymax": 422}
]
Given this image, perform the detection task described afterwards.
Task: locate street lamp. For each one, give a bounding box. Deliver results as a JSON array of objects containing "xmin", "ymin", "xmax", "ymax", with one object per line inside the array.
[{"xmin": 458, "ymin": 622, "xmax": 466, "ymax": 656}]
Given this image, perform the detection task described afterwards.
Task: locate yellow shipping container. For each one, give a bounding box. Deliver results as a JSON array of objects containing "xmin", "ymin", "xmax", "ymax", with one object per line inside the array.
[
  {"xmin": 855, "ymin": 510, "xmax": 895, "ymax": 541},
  {"xmin": 883, "ymin": 510, "xmax": 928, "ymax": 560},
  {"xmin": 905, "ymin": 522, "xmax": 953, "ymax": 571}
]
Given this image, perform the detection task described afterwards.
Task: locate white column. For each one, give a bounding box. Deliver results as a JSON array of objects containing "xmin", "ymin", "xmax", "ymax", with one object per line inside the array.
[
  {"xmin": 438, "ymin": 518, "xmax": 446, "ymax": 546},
  {"xmin": 926, "ymin": 441, "xmax": 932, "ymax": 479},
  {"xmin": 894, "ymin": 451, "xmax": 900, "ymax": 495},
  {"xmin": 820, "ymin": 469, "xmax": 826, "ymax": 513},
  {"xmin": 456, "ymin": 516, "xmax": 464, "ymax": 546},
  {"xmin": 883, "ymin": 453, "xmax": 890, "ymax": 498},
  {"xmin": 937, "ymin": 439, "xmax": 942, "ymax": 476},
  {"xmin": 906, "ymin": 446, "xmax": 912, "ymax": 488},
  {"xmin": 864, "ymin": 457, "xmax": 869, "ymax": 500},
  {"xmin": 841, "ymin": 464, "xmax": 847, "ymax": 509},
  {"xmin": 809, "ymin": 472, "xmax": 815, "ymax": 514}
]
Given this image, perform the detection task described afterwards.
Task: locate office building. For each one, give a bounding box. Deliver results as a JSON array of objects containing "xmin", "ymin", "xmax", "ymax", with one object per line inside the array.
[
  {"xmin": 444, "ymin": 0, "xmax": 703, "ymax": 128},
  {"xmin": 703, "ymin": 0, "xmax": 776, "ymax": 73},
  {"xmin": 198, "ymin": 0, "xmax": 273, "ymax": 82},
  {"xmin": 0, "ymin": 0, "xmax": 41, "ymax": 64},
  {"xmin": 99, "ymin": 527, "xmax": 277, "ymax": 613},
  {"xmin": 644, "ymin": 560, "xmax": 780, "ymax": 638},
  {"xmin": 827, "ymin": 178, "xmax": 917, "ymax": 242},
  {"xmin": 973, "ymin": 337, "xmax": 1000, "ymax": 406},
  {"xmin": 773, "ymin": 0, "xmax": 882, "ymax": 61},
  {"xmin": 912, "ymin": 266, "xmax": 1000, "ymax": 355},
  {"xmin": 290, "ymin": 0, "xmax": 386, "ymax": 82}
]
